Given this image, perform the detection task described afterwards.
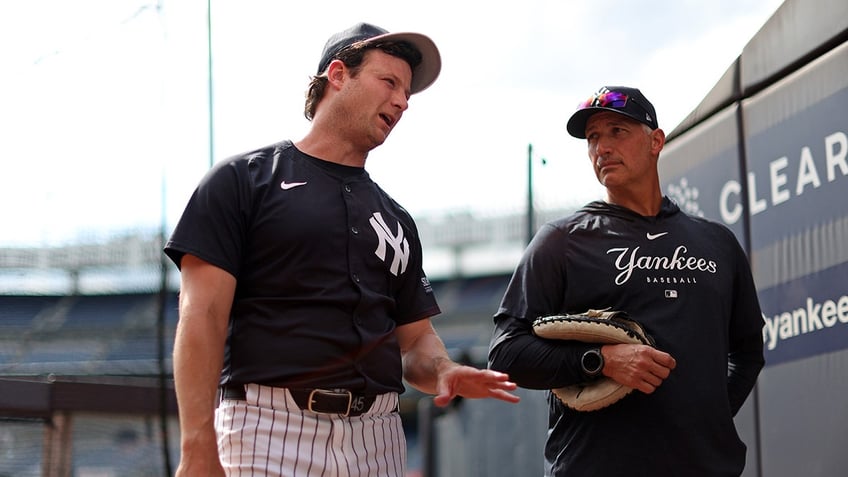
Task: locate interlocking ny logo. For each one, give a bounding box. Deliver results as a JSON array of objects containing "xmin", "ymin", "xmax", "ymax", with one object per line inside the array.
[{"xmin": 369, "ymin": 212, "xmax": 409, "ymax": 276}]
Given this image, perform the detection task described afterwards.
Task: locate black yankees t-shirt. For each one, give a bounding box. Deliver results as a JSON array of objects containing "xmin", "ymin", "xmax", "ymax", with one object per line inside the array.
[{"xmin": 165, "ymin": 141, "xmax": 440, "ymax": 394}]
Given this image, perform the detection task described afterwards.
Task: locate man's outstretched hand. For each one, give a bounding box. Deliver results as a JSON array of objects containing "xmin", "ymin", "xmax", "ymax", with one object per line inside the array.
[{"xmin": 433, "ymin": 364, "xmax": 520, "ymax": 407}]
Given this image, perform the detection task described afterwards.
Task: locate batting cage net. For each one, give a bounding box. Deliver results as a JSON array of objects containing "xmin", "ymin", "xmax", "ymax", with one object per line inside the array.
[
  {"xmin": 0, "ymin": 231, "xmax": 180, "ymax": 477},
  {"xmin": 1, "ymin": 1, "xmax": 188, "ymax": 474}
]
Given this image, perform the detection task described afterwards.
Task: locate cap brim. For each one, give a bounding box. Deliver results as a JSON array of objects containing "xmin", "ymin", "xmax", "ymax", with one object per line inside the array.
[
  {"xmin": 366, "ymin": 32, "xmax": 441, "ymax": 95},
  {"xmin": 566, "ymin": 108, "xmax": 596, "ymax": 139},
  {"xmin": 566, "ymin": 107, "xmax": 644, "ymax": 139}
]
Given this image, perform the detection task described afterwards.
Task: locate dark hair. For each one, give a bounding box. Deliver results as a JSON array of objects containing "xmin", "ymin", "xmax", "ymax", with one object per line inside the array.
[{"xmin": 303, "ymin": 41, "xmax": 423, "ymax": 121}]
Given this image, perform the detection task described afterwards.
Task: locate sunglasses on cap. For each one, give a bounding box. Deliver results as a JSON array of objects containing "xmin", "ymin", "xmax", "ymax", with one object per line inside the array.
[{"xmin": 577, "ymin": 91, "xmax": 629, "ymax": 110}]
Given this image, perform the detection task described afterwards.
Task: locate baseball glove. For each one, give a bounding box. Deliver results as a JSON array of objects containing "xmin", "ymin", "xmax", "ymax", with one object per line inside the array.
[{"xmin": 532, "ymin": 309, "xmax": 654, "ymax": 412}]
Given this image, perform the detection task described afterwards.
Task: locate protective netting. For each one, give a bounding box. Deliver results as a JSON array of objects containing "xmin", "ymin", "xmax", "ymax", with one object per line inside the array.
[
  {"xmin": 0, "ymin": 229, "xmax": 178, "ymax": 475},
  {"xmin": 1, "ymin": 4, "xmax": 186, "ymax": 471},
  {"xmin": 0, "ymin": 414, "xmax": 179, "ymax": 477}
]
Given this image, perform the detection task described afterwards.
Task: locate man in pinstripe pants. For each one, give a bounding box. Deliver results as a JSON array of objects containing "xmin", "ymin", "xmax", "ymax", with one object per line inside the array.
[{"xmin": 165, "ymin": 22, "xmax": 520, "ymax": 477}]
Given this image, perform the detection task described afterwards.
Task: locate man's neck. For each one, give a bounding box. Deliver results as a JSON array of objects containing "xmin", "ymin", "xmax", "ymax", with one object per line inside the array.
[
  {"xmin": 605, "ymin": 189, "xmax": 663, "ymax": 217},
  {"xmin": 295, "ymin": 127, "xmax": 369, "ymax": 168}
]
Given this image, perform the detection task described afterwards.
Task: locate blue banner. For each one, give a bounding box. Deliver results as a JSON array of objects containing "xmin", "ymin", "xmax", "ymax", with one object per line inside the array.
[
  {"xmin": 745, "ymin": 87, "xmax": 848, "ymax": 249},
  {"xmin": 759, "ymin": 263, "xmax": 848, "ymax": 366}
]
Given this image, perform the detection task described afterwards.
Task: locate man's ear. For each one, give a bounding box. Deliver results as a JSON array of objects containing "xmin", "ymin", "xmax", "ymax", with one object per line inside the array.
[
  {"xmin": 326, "ymin": 59, "xmax": 347, "ymax": 90},
  {"xmin": 651, "ymin": 128, "xmax": 666, "ymax": 155}
]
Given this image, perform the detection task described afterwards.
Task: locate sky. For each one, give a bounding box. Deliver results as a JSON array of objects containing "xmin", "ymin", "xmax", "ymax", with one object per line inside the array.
[{"xmin": 0, "ymin": 0, "xmax": 786, "ymax": 247}]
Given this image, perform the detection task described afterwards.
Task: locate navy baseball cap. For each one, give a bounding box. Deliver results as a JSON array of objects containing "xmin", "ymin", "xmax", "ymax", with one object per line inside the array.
[
  {"xmin": 316, "ymin": 22, "xmax": 441, "ymax": 95},
  {"xmin": 566, "ymin": 86, "xmax": 658, "ymax": 139}
]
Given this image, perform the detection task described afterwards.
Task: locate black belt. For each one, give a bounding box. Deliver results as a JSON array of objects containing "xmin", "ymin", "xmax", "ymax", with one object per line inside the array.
[{"xmin": 221, "ymin": 385, "xmax": 377, "ymax": 417}]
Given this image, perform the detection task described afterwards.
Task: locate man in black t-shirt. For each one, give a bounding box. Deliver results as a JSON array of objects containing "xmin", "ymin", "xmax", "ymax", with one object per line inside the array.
[
  {"xmin": 489, "ymin": 86, "xmax": 764, "ymax": 476},
  {"xmin": 166, "ymin": 23, "xmax": 518, "ymax": 477}
]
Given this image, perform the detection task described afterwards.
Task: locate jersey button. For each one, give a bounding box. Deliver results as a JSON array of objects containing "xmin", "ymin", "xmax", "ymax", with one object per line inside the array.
[
  {"xmin": 351, "ymin": 226, "xmax": 359, "ymax": 235},
  {"xmin": 352, "ymin": 273, "xmax": 360, "ymax": 283},
  {"xmin": 344, "ymin": 185, "xmax": 352, "ymax": 193}
]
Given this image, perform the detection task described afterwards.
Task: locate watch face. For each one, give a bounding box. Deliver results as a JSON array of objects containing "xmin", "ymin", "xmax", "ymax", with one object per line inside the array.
[{"xmin": 582, "ymin": 349, "xmax": 603, "ymax": 375}]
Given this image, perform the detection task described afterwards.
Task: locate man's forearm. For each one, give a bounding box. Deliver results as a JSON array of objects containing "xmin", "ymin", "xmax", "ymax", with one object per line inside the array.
[
  {"xmin": 173, "ymin": 312, "xmax": 227, "ymax": 453},
  {"xmin": 401, "ymin": 331, "xmax": 455, "ymax": 395}
]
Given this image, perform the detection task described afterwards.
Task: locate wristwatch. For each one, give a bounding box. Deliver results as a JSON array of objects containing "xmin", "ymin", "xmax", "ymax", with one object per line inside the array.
[{"xmin": 581, "ymin": 348, "xmax": 604, "ymax": 377}]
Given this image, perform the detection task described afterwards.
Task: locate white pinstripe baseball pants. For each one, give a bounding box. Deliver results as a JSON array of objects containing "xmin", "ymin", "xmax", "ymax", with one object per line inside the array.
[{"xmin": 215, "ymin": 383, "xmax": 406, "ymax": 476}]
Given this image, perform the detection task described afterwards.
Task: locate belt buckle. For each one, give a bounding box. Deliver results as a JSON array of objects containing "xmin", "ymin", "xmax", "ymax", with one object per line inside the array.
[{"xmin": 308, "ymin": 389, "xmax": 353, "ymax": 416}]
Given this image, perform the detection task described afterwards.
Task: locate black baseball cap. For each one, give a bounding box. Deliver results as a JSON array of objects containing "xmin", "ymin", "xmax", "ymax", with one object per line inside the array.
[
  {"xmin": 566, "ymin": 86, "xmax": 658, "ymax": 139},
  {"xmin": 316, "ymin": 22, "xmax": 441, "ymax": 95}
]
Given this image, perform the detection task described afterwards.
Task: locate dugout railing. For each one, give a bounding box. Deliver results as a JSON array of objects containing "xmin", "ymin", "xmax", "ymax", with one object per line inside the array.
[{"xmin": 0, "ymin": 376, "xmax": 177, "ymax": 477}]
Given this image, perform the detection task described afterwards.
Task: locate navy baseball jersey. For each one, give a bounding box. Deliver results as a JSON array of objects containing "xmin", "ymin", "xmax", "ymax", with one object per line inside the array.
[
  {"xmin": 490, "ymin": 198, "xmax": 764, "ymax": 476},
  {"xmin": 165, "ymin": 140, "xmax": 440, "ymax": 394}
]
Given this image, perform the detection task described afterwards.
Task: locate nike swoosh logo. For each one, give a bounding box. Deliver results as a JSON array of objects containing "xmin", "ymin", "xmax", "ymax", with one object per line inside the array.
[
  {"xmin": 280, "ymin": 181, "xmax": 307, "ymax": 190},
  {"xmin": 646, "ymin": 232, "xmax": 668, "ymax": 240}
]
